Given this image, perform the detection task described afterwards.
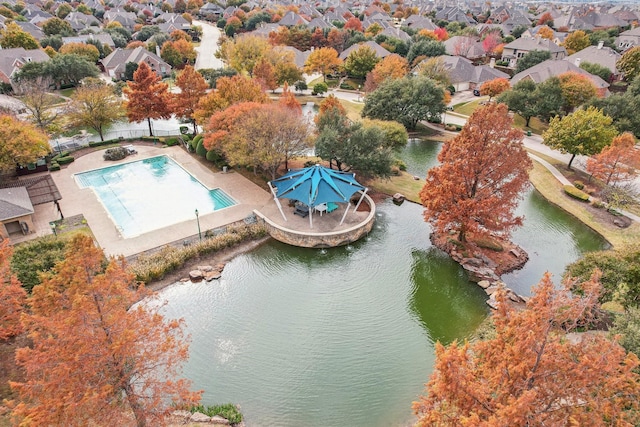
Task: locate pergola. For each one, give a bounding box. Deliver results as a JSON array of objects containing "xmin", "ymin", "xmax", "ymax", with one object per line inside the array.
[{"xmin": 268, "ymin": 165, "xmax": 368, "ymax": 228}]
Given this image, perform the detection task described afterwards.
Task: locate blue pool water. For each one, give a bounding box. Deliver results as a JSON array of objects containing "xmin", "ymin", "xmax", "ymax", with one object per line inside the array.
[{"xmin": 75, "ymin": 155, "xmax": 236, "ymax": 238}]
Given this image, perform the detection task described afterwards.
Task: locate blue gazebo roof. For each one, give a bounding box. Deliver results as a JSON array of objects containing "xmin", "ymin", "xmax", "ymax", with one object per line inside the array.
[{"xmin": 270, "ymin": 165, "xmax": 365, "ymax": 208}]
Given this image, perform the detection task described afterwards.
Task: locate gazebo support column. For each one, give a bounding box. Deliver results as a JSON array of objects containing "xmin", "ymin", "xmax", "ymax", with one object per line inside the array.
[{"xmin": 268, "ymin": 182, "xmax": 287, "ymax": 221}]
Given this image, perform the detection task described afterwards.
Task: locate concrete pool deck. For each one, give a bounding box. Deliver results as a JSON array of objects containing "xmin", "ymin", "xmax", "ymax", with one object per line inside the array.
[{"xmin": 49, "ymin": 145, "xmax": 272, "ymax": 257}]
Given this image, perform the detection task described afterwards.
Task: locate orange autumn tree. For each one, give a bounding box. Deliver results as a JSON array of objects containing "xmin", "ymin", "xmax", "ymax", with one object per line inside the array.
[
  {"xmin": 203, "ymin": 101, "xmax": 262, "ymax": 151},
  {"xmin": 587, "ymin": 132, "xmax": 640, "ymax": 186},
  {"xmin": 170, "ymin": 65, "xmax": 209, "ymax": 134},
  {"xmin": 11, "ymin": 235, "xmax": 201, "ymax": 426},
  {"xmin": 303, "ymin": 47, "xmax": 343, "ymax": 82},
  {"xmin": 420, "ymin": 103, "xmax": 532, "ymax": 243},
  {"xmin": 279, "ymin": 83, "xmax": 301, "ymax": 114},
  {"xmin": 123, "ymin": 62, "xmax": 171, "ymax": 136},
  {"xmin": 195, "ymin": 74, "xmax": 268, "ymax": 124},
  {"xmin": 414, "ymin": 271, "xmax": 640, "ymax": 425},
  {"xmin": 479, "ymin": 77, "xmax": 510, "ymax": 101},
  {"xmin": 363, "ymin": 53, "xmax": 409, "ymax": 93},
  {"xmin": 0, "ymin": 240, "xmax": 26, "ymax": 341},
  {"xmin": 253, "ymin": 58, "xmax": 278, "ymax": 92},
  {"xmin": 558, "ymin": 71, "xmax": 598, "ymax": 113}
]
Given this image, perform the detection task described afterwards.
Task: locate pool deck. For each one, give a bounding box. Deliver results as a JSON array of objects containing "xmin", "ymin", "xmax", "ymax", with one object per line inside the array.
[{"xmin": 49, "ymin": 145, "xmax": 272, "ymax": 257}]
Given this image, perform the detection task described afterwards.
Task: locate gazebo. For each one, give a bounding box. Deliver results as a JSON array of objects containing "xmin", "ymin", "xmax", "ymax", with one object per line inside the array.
[{"xmin": 268, "ymin": 165, "xmax": 368, "ymax": 228}]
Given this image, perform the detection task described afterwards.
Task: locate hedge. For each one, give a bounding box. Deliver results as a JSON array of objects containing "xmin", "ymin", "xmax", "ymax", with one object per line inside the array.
[
  {"xmin": 165, "ymin": 137, "xmax": 179, "ymax": 146},
  {"xmin": 89, "ymin": 139, "xmax": 120, "ymax": 147},
  {"xmin": 56, "ymin": 156, "xmax": 75, "ymax": 165},
  {"xmin": 49, "ymin": 162, "xmax": 60, "ymax": 171},
  {"xmin": 563, "ymin": 184, "xmax": 590, "ymax": 202}
]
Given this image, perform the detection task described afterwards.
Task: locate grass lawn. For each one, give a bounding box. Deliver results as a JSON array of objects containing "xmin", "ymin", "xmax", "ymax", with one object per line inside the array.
[
  {"xmin": 58, "ymin": 87, "xmax": 75, "ymax": 98},
  {"xmin": 512, "ymin": 115, "xmax": 548, "ymax": 135},
  {"xmin": 528, "ymin": 161, "xmax": 640, "ymax": 248},
  {"xmin": 452, "ymin": 98, "xmax": 486, "ymax": 116},
  {"xmin": 366, "ymin": 172, "xmax": 424, "ymax": 204}
]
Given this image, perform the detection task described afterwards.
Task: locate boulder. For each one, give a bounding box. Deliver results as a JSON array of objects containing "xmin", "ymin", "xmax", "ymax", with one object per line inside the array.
[
  {"xmin": 179, "ymin": 277, "xmax": 190, "ymax": 282},
  {"xmin": 509, "ymin": 248, "xmax": 521, "ymax": 258},
  {"xmin": 477, "ymin": 280, "xmax": 491, "ymax": 289},
  {"xmin": 613, "ymin": 218, "xmax": 626, "ymax": 228},
  {"xmin": 486, "ymin": 295, "xmax": 499, "ymax": 310},
  {"xmin": 211, "ymin": 415, "xmax": 231, "ymax": 425},
  {"xmin": 392, "ymin": 193, "xmax": 405, "ymax": 204},
  {"xmin": 198, "ymin": 265, "xmax": 214, "ymax": 272},
  {"xmin": 189, "ymin": 270, "xmax": 204, "ymax": 282},
  {"xmin": 190, "ymin": 412, "xmax": 211, "ymax": 422},
  {"xmin": 216, "ymin": 263, "xmax": 226, "ymax": 271},
  {"xmin": 204, "ymin": 271, "xmax": 222, "ymax": 281},
  {"xmin": 462, "ymin": 257, "xmax": 482, "ymax": 267},
  {"xmin": 171, "ymin": 410, "xmax": 192, "ymax": 419},
  {"xmin": 413, "ymin": 175, "xmax": 420, "ymax": 180}
]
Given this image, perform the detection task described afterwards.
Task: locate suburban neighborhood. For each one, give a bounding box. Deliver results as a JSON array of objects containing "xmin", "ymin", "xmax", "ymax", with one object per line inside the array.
[{"xmin": 1, "ymin": 0, "xmax": 640, "ymax": 426}]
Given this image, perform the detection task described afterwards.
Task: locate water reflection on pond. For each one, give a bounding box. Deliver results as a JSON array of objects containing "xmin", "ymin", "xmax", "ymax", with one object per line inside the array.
[{"xmin": 158, "ymin": 138, "xmax": 608, "ymax": 426}]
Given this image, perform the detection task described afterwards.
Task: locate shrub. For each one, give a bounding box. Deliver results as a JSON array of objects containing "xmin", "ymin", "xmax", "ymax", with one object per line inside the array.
[
  {"xmin": 165, "ymin": 137, "xmax": 179, "ymax": 146},
  {"xmin": 56, "ymin": 156, "xmax": 75, "ymax": 165},
  {"xmin": 339, "ymin": 82, "xmax": 354, "ymax": 90},
  {"xmin": 205, "ymin": 149, "xmax": 222, "ymax": 162},
  {"xmin": 183, "ymin": 403, "xmax": 242, "ymax": 424},
  {"xmin": 141, "ymin": 136, "xmax": 160, "ymax": 143},
  {"xmin": 49, "ymin": 162, "xmax": 60, "ymax": 171},
  {"xmin": 394, "ymin": 159, "xmax": 407, "ymax": 171},
  {"xmin": 11, "ymin": 235, "xmax": 68, "ymax": 292},
  {"xmin": 574, "ymin": 180, "xmax": 584, "ymax": 190},
  {"xmin": 390, "ymin": 166, "xmax": 400, "ymax": 176},
  {"xmin": 196, "ymin": 138, "xmax": 208, "ymax": 157},
  {"xmin": 563, "ymin": 184, "xmax": 590, "ymax": 202},
  {"xmin": 89, "ymin": 139, "xmax": 119, "ymax": 147},
  {"xmin": 129, "ymin": 223, "xmax": 267, "ymax": 284},
  {"xmin": 103, "ymin": 147, "xmax": 128, "ymax": 161},
  {"xmin": 447, "ymin": 237, "xmax": 465, "ymax": 248},
  {"xmin": 592, "ymin": 199, "xmax": 605, "ymax": 209},
  {"xmin": 475, "ymin": 237, "xmax": 503, "ymax": 252}
]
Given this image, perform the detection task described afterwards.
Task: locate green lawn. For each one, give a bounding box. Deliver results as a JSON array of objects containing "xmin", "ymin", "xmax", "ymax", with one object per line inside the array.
[
  {"xmin": 512, "ymin": 115, "xmax": 549, "ymax": 135},
  {"xmin": 58, "ymin": 88, "xmax": 75, "ymax": 98},
  {"xmin": 367, "ymin": 171, "xmax": 424, "ymax": 203},
  {"xmin": 452, "ymin": 98, "xmax": 486, "ymax": 116}
]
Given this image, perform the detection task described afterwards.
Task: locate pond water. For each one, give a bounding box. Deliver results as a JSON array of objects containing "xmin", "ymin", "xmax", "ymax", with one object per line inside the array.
[{"xmin": 158, "ymin": 138, "xmax": 608, "ymax": 426}]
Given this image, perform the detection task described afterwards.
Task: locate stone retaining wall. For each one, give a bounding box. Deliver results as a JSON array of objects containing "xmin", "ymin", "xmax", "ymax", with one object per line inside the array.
[{"xmin": 254, "ymin": 195, "xmax": 376, "ymax": 248}]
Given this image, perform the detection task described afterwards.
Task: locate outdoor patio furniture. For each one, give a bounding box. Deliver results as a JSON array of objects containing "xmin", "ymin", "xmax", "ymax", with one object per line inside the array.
[
  {"xmin": 294, "ymin": 205, "xmax": 309, "ymax": 217},
  {"xmin": 315, "ymin": 203, "xmax": 327, "ymax": 216},
  {"xmin": 326, "ymin": 202, "xmax": 338, "ymax": 213}
]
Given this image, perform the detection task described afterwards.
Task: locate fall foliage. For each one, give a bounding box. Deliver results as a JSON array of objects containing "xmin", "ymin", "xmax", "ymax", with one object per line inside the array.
[
  {"xmin": 0, "ymin": 240, "xmax": 26, "ymax": 341},
  {"xmin": 558, "ymin": 71, "xmax": 598, "ymax": 113},
  {"xmin": 303, "ymin": 47, "xmax": 343, "ymax": 82},
  {"xmin": 203, "ymin": 101, "xmax": 263, "ymax": 151},
  {"xmin": 363, "ymin": 54, "xmax": 408, "ymax": 93},
  {"xmin": 170, "ymin": 65, "xmax": 209, "ymax": 134},
  {"xmin": 562, "ymin": 30, "xmax": 590, "ymax": 55},
  {"xmin": 586, "ymin": 132, "xmax": 640, "ymax": 186},
  {"xmin": 0, "ymin": 115, "xmax": 49, "ymax": 171},
  {"xmin": 10, "ymin": 235, "xmax": 201, "ymax": 426},
  {"xmin": 420, "ymin": 103, "xmax": 532, "ymax": 242},
  {"xmin": 66, "ymin": 80, "xmax": 124, "ymax": 141},
  {"xmin": 414, "ymin": 271, "xmax": 640, "ymax": 426},
  {"xmin": 216, "ymin": 34, "xmax": 271, "ymax": 76},
  {"xmin": 479, "ymin": 78, "xmax": 510, "ymax": 101},
  {"xmin": 195, "ymin": 74, "xmax": 268, "ymax": 124},
  {"xmin": 123, "ymin": 62, "xmax": 171, "ymax": 136}
]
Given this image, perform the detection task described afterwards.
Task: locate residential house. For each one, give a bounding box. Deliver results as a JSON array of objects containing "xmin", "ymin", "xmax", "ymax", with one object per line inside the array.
[
  {"xmin": 275, "ymin": 45, "xmax": 309, "ymax": 69},
  {"xmin": 339, "ymin": 41, "xmax": 391, "ymax": 61},
  {"xmin": 415, "ymin": 55, "xmax": 510, "ymax": 92},
  {"xmin": 65, "ymin": 11, "xmax": 101, "ymax": 32},
  {"xmin": 564, "ymin": 42, "xmax": 621, "ymax": 80},
  {"xmin": 100, "ymin": 46, "xmax": 171, "ymax": 80},
  {"xmin": 511, "ymin": 59, "xmax": 610, "ymax": 97},
  {"xmin": 379, "ymin": 27, "xmax": 411, "ymax": 42},
  {"xmin": 198, "ymin": 3, "xmax": 224, "ymax": 20},
  {"xmin": 103, "ymin": 10, "xmax": 138, "ymax": 31},
  {"xmin": 0, "ymin": 48, "xmax": 50, "ymax": 90},
  {"xmin": 616, "ymin": 27, "xmax": 640, "ymax": 51},
  {"xmin": 15, "ymin": 22, "xmax": 45, "ymax": 41},
  {"xmin": 401, "ymin": 15, "xmax": 437, "ymax": 31},
  {"xmin": 278, "ymin": 11, "xmax": 309, "ymax": 27},
  {"xmin": 435, "ymin": 6, "xmax": 476, "ymax": 25},
  {"xmin": 62, "ymin": 33, "xmax": 116, "ymax": 50},
  {"xmin": 306, "ymin": 18, "xmax": 333, "ymax": 31},
  {"xmin": 501, "ymin": 37, "xmax": 567, "ymax": 69},
  {"xmin": 444, "ymin": 36, "xmax": 484, "ymax": 60}
]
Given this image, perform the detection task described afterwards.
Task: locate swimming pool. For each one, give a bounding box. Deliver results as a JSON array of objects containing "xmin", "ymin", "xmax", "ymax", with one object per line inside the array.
[{"xmin": 75, "ymin": 155, "xmax": 236, "ymax": 238}]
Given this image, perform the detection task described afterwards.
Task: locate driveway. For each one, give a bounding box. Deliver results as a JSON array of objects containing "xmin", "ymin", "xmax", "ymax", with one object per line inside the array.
[{"xmin": 194, "ymin": 20, "xmax": 224, "ymax": 70}]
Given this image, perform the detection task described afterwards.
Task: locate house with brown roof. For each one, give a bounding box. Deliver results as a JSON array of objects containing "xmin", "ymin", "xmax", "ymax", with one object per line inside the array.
[
  {"xmin": 100, "ymin": 46, "xmax": 171, "ymax": 80},
  {"xmin": 564, "ymin": 42, "xmax": 622, "ymax": 80},
  {"xmin": 0, "ymin": 48, "xmax": 50, "ymax": 88},
  {"xmin": 339, "ymin": 41, "xmax": 391, "ymax": 61},
  {"xmin": 511, "ymin": 59, "xmax": 610, "ymax": 97},
  {"xmin": 501, "ymin": 37, "xmax": 567, "ymax": 69}
]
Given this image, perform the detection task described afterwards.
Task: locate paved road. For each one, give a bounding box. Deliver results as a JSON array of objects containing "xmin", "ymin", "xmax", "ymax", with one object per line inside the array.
[{"xmin": 194, "ymin": 20, "xmax": 224, "ymax": 70}]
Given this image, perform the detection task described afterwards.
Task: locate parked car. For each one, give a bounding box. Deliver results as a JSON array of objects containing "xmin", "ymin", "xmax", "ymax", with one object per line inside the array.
[{"xmin": 473, "ymin": 89, "xmax": 480, "ymax": 96}]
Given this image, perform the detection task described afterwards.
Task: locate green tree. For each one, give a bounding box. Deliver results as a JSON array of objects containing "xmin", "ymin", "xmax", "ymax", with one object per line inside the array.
[
  {"xmin": 580, "ymin": 61, "xmax": 612, "ymax": 82},
  {"xmin": 566, "ymin": 244, "xmax": 640, "ymax": 309},
  {"xmin": 611, "ymin": 307, "xmax": 640, "ymax": 359},
  {"xmin": 0, "ymin": 21, "xmax": 39, "ymax": 49},
  {"xmin": 313, "ymin": 82, "xmax": 328, "ymax": 96},
  {"xmin": 45, "ymin": 54, "xmax": 99, "ymax": 88},
  {"xmin": 41, "ymin": 17, "xmax": 75, "ymax": 36},
  {"xmin": 362, "ymin": 75, "xmax": 445, "ymax": 130},
  {"xmin": 515, "ymin": 49, "xmax": 551, "ymax": 73},
  {"xmin": 316, "ymin": 119, "xmax": 395, "ymax": 178},
  {"xmin": 590, "ymin": 75, "xmax": 640, "ymax": 137},
  {"xmin": 542, "ymin": 106, "xmax": 617, "ymax": 169},
  {"xmin": 343, "ymin": 44, "xmax": 380, "ymax": 79},
  {"xmin": 66, "ymin": 81, "xmax": 124, "ymax": 141},
  {"xmin": 407, "ymin": 39, "xmax": 445, "ymax": 66},
  {"xmin": 124, "ymin": 61, "xmax": 139, "ymax": 81},
  {"xmin": 533, "ymin": 76, "xmax": 564, "ymax": 122},
  {"xmin": 134, "ymin": 25, "xmax": 160, "ymax": 42},
  {"xmin": 617, "ymin": 46, "xmax": 640, "ymax": 82},
  {"xmin": 40, "ymin": 34, "xmax": 63, "ymax": 51}
]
